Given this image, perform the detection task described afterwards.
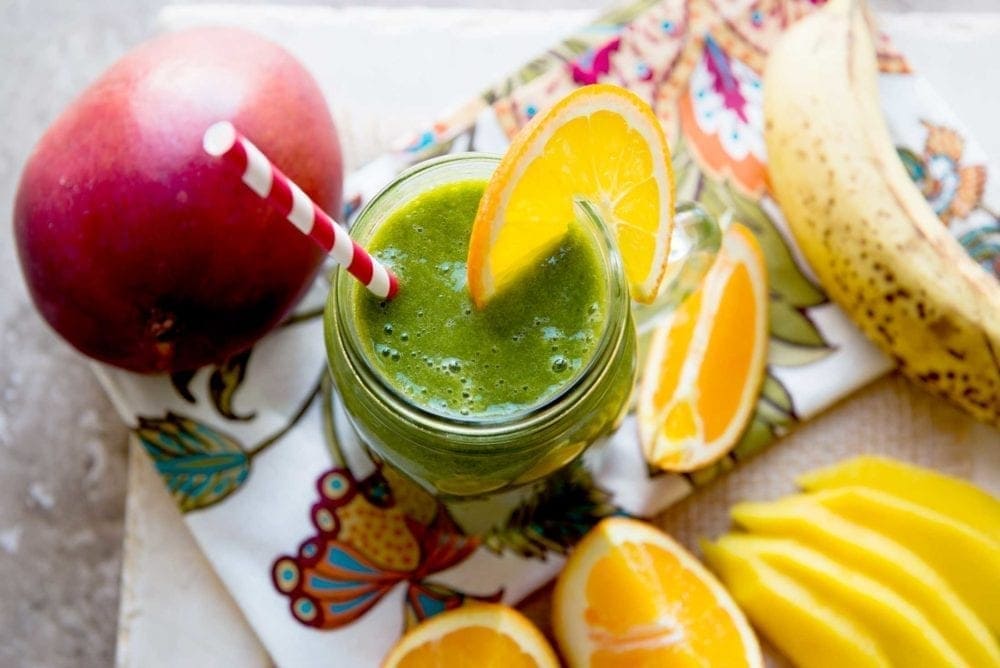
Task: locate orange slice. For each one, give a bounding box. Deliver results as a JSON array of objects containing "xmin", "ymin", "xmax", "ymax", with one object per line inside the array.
[
  {"xmin": 637, "ymin": 223, "xmax": 768, "ymax": 471},
  {"xmin": 467, "ymin": 84, "xmax": 676, "ymax": 307},
  {"xmin": 553, "ymin": 517, "xmax": 763, "ymax": 668},
  {"xmin": 382, "ymin": 603, "xmax": 559, "ymax": 668}
]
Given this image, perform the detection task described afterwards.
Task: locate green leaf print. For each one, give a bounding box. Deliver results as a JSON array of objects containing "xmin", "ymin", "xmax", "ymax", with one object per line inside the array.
[
  {"xmin": 595, "ymin": 0, "xmax": 664, "ymax": 27},
  {"xmin": 958, "ymin": 222, "xmax": 1000, "ymax": 279},
  {"xmin": 731, "ymin": 417, "xmax": 774, "ymax": 460},
  {"xmin": 684, "ymin": 455, "xmax": 736, "ymax": 487},
  {"xmin": 768, "ymin": 338, "xmax": 834, "ymax": 367},
  {"xmin": 698, "ymin": 179, "xmax": 826, "ymax": 308},
  {"xmin": 756, "ymin": 393, "xmax": 793, "ymax": 427},
  {"xmin": 742, "ymin": 376, "xmax": 796, "ymax": 444},
  {"xmin": 560, "ymin": 37, "xmax": 591, "ymax": 59},
  {"xmin": 760, "ymin": 374, "xmax": 794, "ymax": 416},
  {"xmin": 896, "ymin": 146, "xmax": 926, "ymax": 184},
  {"xmin": 516, "ymin": 54, "xmax": 557, "ymax": 87},
  {"xmin": 769, "ymin": 300, "xmax": 828, "ymax": 349},
  {"xmin": 135, "ymin": 413, "xmax": 250, "ymax": 512}
]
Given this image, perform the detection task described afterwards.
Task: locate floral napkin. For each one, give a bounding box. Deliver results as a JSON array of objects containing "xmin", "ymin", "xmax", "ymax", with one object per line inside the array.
[{"xmin": 96, "ymin": 1, "xmax": 1000, "ymax": 666}]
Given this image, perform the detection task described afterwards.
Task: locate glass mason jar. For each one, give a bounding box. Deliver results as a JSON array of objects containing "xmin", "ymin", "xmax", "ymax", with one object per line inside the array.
[{"xmin": 325, "ymin": 153, "xmax": 718, "ymax": 497}]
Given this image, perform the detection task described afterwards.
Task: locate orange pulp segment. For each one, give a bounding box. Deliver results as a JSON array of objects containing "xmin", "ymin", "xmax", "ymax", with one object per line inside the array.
[
  {"xmin": 638, "ymin": 223, "xmax": 768, "ymax": 471},
  {"xmin": 383, "ymin": 603, "xmax": 558, "ymax": 668},
  {"xmin": 553, "ymin": 517, "xmax": 763, "ymax": 667},
  {"xmin": 467, "ymin": 84, "xmax": 676, "ymax": 307}
]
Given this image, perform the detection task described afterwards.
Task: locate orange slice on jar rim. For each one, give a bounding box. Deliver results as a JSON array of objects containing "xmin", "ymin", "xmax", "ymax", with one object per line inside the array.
[
  {"xmin": 467, "ymin": 84, "xmax": 676, "ymax": 308},
  {"xmin": 553, "ymin": 517, "xmax": 764, "ymax": 668},
  {"xmin": 637, "ymin": 223, "xmax": 768, "ymax": 472},
  {"xmin": 382, "ymin": 602, "xmax": 559, "ymax": 668}
]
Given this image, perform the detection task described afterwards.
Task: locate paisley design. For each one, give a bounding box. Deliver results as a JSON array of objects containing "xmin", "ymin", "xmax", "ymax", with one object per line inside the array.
[{"xmin": 679, "ymin": 36, "xmax": 767, "ymax": 195}]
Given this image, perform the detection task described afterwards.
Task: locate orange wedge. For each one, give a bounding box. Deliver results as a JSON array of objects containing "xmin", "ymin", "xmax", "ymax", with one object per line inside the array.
[
  {"xmin": 383, "ymin": 603, "xmax": 558, "ymax": 668},
  {"xmin": 467, "ymin": 84, "xmax": 676, "ymax": 307},
  {"xmin": 553, "ymin": 517, "xmax": 763, "ymax": 668},
  {"xmin": 637, "ymin": 223, "xmax": 768, "ymax": 471}
]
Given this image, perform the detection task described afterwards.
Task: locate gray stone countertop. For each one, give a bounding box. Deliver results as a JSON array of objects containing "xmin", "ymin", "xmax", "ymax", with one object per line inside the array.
[{"xmin": 0, "ymin": 1, "xmax": 994, "ymax": 666}]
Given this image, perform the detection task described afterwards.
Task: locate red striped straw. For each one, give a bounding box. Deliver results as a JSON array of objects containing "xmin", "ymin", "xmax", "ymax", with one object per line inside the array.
[{"xmin": 203, "ymin": 121, "xmax": 399, "ymax": 300}]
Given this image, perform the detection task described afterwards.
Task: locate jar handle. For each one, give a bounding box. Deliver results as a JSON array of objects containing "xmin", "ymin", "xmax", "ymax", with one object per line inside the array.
[{"xmin": 632, "ymin": 201, "xmax": 724, "ymax": 335}]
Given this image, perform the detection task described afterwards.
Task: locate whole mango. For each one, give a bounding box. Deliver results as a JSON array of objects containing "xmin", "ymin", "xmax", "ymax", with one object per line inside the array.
[{"xmin": 14, "ymin": 27, "xmax": 341, "ymax": 372}]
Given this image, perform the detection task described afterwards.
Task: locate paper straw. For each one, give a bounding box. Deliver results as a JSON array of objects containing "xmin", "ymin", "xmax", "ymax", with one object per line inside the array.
[{"xmin": 203, "ymin": 121, "xmax": 399, "ymax": 300}]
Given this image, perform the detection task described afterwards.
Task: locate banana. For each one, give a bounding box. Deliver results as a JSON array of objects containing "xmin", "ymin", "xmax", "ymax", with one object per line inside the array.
[{"xmin": 763, "ymin": 0, "xmax": 1000, "ymax": 427}]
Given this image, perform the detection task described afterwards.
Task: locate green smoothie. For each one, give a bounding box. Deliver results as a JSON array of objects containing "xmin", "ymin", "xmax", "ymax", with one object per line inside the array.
[{"xmin": 352, "ymin": 179, "xmax": 607, "ymax": 420}]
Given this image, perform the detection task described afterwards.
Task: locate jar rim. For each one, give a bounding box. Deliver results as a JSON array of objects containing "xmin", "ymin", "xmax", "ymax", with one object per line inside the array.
[{"xmin": 329, "ymin": 152, "xmax": 631, "ymax": 442}]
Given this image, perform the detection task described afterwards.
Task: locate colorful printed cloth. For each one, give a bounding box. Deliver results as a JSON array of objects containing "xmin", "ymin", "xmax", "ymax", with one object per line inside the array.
[{"xmin": 97, "ymin": 1, "xmax": 1000, "ymax": 665}]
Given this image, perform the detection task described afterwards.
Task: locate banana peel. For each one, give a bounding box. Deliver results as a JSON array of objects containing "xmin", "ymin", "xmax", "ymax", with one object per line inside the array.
[{"xmin": 763, "ymin": 0, "xmax": 1000, "ymax": 426}]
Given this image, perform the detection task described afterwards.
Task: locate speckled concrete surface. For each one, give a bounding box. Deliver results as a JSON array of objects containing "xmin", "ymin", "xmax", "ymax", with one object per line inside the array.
[{"xmin": 0, "ymin": 1, "xmax": 991, "ymax": 666}]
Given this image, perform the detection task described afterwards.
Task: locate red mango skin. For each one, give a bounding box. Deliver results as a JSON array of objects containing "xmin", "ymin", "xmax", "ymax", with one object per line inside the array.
[{"xmin": 14, "ymin": 27, "xmax": 342, "ymax": 373}]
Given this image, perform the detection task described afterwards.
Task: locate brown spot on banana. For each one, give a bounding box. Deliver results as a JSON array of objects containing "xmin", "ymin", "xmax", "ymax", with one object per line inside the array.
[{"xmin": 929, "ymin": 317, "xmax": 960, "ymax": 340}]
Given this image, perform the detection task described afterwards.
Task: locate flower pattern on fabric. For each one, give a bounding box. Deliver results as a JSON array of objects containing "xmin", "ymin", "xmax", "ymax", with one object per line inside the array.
[
  {"xmin": 492, "ymin": 0, "xmax": 691, "ymax": 139},
  {"xmin": 272, "ymin": 467, "xmax": 500, "ymax": 630},
  {"xmin": 917, "ymin": 121, "xmax": 986, "ymax": 224},
  {"xmin": 485, "ymin": 0, "xmax": 909, "ymax": 148},
  {"xmin": 897, "ymin": 121, "xmax": 997, "ymax": 277},
  {"xmin": 958, "ymin": 223, "xmax": 1000, "ymax": 279}
]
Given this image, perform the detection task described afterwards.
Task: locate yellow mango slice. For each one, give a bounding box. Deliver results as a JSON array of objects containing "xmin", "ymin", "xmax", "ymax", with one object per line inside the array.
[
  {"xmin": 717, "ymin": 535, "xmax": 968, "ymax": 667},
  {"xmin": 732, "ymin": 501, "xmax": 998, "ymax": 667},
  {"xmin": 701, "ymin": 537, "xmax": 890, "ymax": 668},
  {"xmin": 797, "ymin": 456, "xmax": 1000, "ymax": 541},
  {"xmin": 804, "ymin": 486, "xmax": 1000, "ymax": 635}
]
